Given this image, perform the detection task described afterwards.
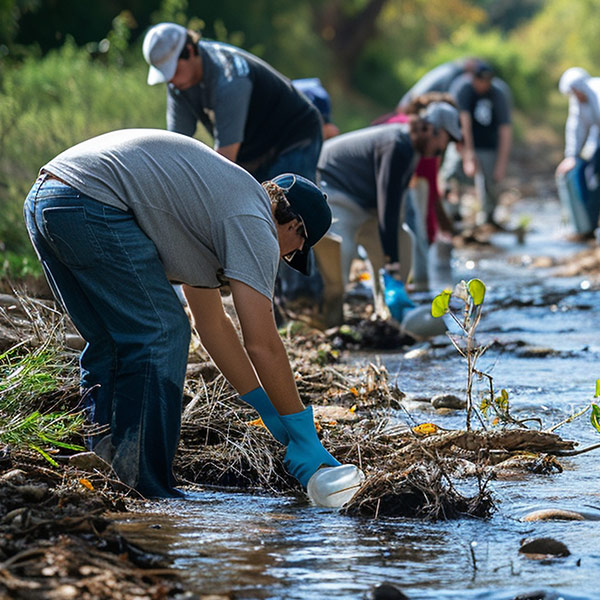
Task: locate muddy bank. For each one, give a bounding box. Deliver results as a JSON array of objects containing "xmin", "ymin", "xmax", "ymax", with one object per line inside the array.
[{"xmin": 0, "ymin": 448, "xmax": 188, "ymax": 599}]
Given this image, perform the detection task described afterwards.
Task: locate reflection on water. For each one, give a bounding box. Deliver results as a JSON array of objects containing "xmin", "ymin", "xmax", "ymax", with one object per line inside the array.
[{"xmin": 115, "ymin": 199, "xmax": 600, "ymax": 599}]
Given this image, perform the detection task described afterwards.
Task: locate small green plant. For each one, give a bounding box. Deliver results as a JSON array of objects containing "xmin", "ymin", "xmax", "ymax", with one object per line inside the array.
[
  {"xmin": 1, "ymin": 410, "xmax": 85, "ymax": 466},
  {"xmin": 0, "ymin": 341, "xmax": 84, "ymax": 464},
  {"xmin": 431, "ymin": 278, "xmax": 489, "ymax": 430},
  {"xmin": 517, "ymin": 215, "xmax": 532, "ymax": 231},
  {"xmin": 591, "ymin": 379, "xmax": 600, "ymax": 435},
  {"xmin": 515, "ymin": 215, "xmax": 532, "ymax": 244},
  {"xmin": 481, "ymin": 388, "xmax": 509, "ymax": 424},
  {"xmin": 0, "ymin": 251, "xmax": 43, "ymax": 279}
]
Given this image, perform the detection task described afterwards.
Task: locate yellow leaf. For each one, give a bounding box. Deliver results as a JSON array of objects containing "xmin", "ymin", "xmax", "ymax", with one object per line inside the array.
[
  {"xmin": 412, "ymin": 423, "xmax": 439, "ymax": 436},
  {"xmin": 247, "ymin": 417, "xmax": 266, "ymax": 429},
  {"xmin": 492, "ymin": 417, "xmax": 499, "ymax": 426},
  {"xmin": 349, "ymin": 404, "xmax": 357, "ymax": 413},
  {"xmin": 431, "ymin": 290, "xmax": 451, "ymax": 318},
  {"xmin": 349, "ymin": 387, "xmax": 359, "ymax": 397},
  {"xmin": 79, "ymin": 478, "xmax": 94, "ymax": 491},
  {"xmin": 468, "ymin": 278, "xmax": 486, "ymax": 305}
]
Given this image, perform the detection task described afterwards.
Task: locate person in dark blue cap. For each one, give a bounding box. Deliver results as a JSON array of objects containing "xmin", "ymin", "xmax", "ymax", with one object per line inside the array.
[
  {"xmin": 293, "ymin": 77, "xmax": 340, "ymax": 141},
  {"xmin": 275, "ymin": 78, "xmax": 341, "ymax": 315},
  {"xmin": 24, "ymin": 128, "xmax": 343, "ymax": 498}
]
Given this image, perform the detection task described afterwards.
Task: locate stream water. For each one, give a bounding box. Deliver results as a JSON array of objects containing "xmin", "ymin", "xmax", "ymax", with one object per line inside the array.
[{"xmin": 115, "ymin": 196, "xmax": 600, "ymax": 600}]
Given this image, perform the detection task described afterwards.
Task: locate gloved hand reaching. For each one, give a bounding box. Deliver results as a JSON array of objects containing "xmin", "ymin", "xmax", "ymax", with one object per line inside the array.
[
  {"xmin": 240, "ymin": 387, "xmax": 289, "ymax": 445},
  {"xmin": 382, "ymin": 270, "xmax": 414, "ymax": 322},
  {"xmin": 280, "ymin": 406, "xmax": 341, "ymax": 488}
]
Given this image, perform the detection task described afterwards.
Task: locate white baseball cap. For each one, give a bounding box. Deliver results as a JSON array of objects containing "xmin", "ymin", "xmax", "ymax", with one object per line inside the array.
[
  {"xmin": 423, "ymin": 101, "xmax": 462, "ymax": 142},
  {"xmin": 559, "ymin": 67, "xmax": 590, "ymax": 95},
  {"xmin": 143, "ymin": 23, "xmax": 187, "ymax": 85}
]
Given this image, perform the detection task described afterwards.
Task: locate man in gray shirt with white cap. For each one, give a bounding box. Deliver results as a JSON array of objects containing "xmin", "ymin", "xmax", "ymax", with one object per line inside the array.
[
  {"xmin": 143, "ymin": 22, "xmax": 325, "ymax": 318},
  {"xmin": 142, "ymin": 22, "xmax": 322, "ymax": 184}
]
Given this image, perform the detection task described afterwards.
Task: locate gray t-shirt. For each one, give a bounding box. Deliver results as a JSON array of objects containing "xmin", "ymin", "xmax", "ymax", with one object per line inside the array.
[
  {"xmin": 166, "ymin": 40, "xmax": 321, "ymax": 173},
  {"xmin": 317, "ymin": 124, "xmax": 417, "ymax": 264},
  {"xmin": 398, "ymin": 59, "xmax": 468, "ymax": 108},
  {"xmin": 42, "ymin": 129, "xmax": 279, "ymax": 299}
]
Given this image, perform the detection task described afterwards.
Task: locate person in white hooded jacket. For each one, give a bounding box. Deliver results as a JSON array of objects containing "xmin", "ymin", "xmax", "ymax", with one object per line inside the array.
[{"xmin": 556, "ymin": 67, "xmax": 600, "ymax": 176}]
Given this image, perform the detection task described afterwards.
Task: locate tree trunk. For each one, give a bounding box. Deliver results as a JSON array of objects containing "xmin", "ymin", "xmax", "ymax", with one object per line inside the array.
[{"xmin": 313, "ymin": 0, "xmax": 390, "ymax": 85}]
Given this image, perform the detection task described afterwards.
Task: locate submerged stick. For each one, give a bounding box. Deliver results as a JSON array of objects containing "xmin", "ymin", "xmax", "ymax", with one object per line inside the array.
[{"xmin": 552, "ymin": 441, "xmax": 600, "ymax": 456}]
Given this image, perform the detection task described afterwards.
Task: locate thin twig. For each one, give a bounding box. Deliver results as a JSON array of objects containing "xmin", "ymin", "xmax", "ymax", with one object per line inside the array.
[{"xmin": 546, "ymin": 405, "xmax": 591, "ymax": 433}]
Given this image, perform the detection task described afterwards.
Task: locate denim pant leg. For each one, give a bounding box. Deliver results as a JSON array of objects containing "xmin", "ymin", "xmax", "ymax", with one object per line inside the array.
[
  {"xmin": 23, "ymin": 178, "xmax": 118, "ymax": 431},
  {"xmin": 253, "ymin": 133, "xmax": 322, "ymax": 183},
  {"xmin": 24, "ymin": 177, "xmax": 191, "ymax": 498},
  {"xmin": 475, "ymin": 149, "xmax": 499, "ymax": 222}
]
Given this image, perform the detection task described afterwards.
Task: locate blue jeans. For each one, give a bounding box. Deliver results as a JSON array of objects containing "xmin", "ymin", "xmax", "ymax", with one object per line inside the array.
[
  {"xmin": 24, "ymin": 174, "xmax": 191, "ymax": 498},
  {"xmin": 252, "ymin": 134, "xmax": 322, "ymax": 184}
]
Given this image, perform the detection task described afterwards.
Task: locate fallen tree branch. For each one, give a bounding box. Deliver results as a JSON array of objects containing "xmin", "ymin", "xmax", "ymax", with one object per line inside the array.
[{"xmin": 552, "ymin": 442, "xmax": 600, "ymax": 456}]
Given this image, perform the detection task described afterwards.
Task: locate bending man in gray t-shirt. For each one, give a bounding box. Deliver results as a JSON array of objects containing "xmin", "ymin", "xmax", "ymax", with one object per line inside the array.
[{"xmin": 23, "ymin": 129, "xmax": 342, "ymax": 498}]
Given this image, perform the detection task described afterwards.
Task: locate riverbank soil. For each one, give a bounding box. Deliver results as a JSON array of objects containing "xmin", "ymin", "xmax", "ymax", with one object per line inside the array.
[
  {"xmin": 0, "ymin": 452, "xmax": 187, "ymax": 599},
  {"xmin": 1, "ymin": 124, "xmax": 598, "ymax": 599}
]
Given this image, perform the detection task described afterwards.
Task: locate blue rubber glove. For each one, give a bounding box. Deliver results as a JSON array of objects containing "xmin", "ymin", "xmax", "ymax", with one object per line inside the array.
[
  {"xmin": 280, "ymin": 406, "xmax": 341, "ymax": 488},
  {"xmin": 382, "ymin": 271, "xmax": 415, "ymax": 322},
  {"xmin": 240, "ymin": 387, "xmax": 289, "ymax": 445}
]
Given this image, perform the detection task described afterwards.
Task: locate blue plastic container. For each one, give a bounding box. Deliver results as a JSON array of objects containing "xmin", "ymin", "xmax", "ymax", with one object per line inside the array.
[{"xmin": 556, "ymin": 156, "xmax": 600, "ymax": 235}]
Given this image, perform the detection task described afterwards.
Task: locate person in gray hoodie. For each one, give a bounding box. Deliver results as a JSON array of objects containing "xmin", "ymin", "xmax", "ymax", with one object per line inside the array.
[
  {"xmin": 556, "ymin": 67, "xmax": 600, "ymax": 236},
  {"xmin": 556, "ymin": 67, "xmax": 600, "ymax": 177}
]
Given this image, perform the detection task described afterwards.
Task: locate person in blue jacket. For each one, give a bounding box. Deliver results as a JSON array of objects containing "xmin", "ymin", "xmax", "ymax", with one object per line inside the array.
[{"xmin": 293, "ymin": 77, "xmax": 340, "ymax": 141}]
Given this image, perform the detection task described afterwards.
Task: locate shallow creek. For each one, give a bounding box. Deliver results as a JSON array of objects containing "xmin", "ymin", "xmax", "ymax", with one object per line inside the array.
[{"xmin": 115, "ymin": 197, "xmax": 600, "ymax": 600}]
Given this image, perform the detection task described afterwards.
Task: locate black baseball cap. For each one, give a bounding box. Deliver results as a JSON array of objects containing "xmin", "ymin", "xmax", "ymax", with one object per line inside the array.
[
  {"xmin": 474, "ymin": 60, "xmax": 494, "ymax": 79},
  {"xmin": 271, "ymin": 173, "xmax": 331, "ymax": 275}
]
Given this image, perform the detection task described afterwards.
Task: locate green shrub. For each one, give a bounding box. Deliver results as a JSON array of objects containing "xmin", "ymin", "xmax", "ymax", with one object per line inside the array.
[{"xmin": 0, "ymin": 37, "xmax": 208, "ymax": 262}]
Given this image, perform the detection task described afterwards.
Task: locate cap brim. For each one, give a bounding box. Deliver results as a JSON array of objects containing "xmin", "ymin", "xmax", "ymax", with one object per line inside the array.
[
  {"xmin": 450, "ymin": 129, "xmax": 462, "ymax": 142},
  {"xmin": 147, "ymin": 59, "xmax": 178, "ymax": 85},
  {"xmin": 284, "ymin": 246, "xmax": 311, "ymax": 275}
]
